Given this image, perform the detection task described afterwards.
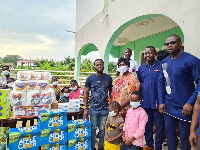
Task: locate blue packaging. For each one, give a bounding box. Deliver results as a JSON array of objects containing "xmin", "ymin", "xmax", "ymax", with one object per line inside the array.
[
  {"xmin": 41, "ymin": 143, "xmax": 67, "ymax": 150},
  {"xmin": 68, "ymin": 136, "xmax": 91, "ymax": 150},
  {"xmin": 38, "ymin": 109, "xmax": 67, "ymax": 129},
  {"xmin": 41, "ymin": 126, "xmax": 67, "ymax": 145},
  {"xmin": 67, "ymin": 119, "xmax": 91, "ymax": 140},
  {"xmin": 9, "ymin": 125, "xmax": 41, "ymax": 150}
]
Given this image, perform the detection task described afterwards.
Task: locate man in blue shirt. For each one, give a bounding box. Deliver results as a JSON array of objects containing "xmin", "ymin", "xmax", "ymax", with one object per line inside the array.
[
  {"xmin": 138, "ymin": 46, "xmax": 164, "ymax": 150},
  {"xmin": 189, "ymin": 83, "xmax": 200, "ymax": 149},
  {"xmin": 158, "ymin": 34, "xmax": 200, "ymax": 150},
  {"xmin": 83, "ymin": 59, "xmax": 113, "ymax": 150}
]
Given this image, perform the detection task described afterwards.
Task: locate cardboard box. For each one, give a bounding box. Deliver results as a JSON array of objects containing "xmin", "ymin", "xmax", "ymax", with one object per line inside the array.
[
  {"xmin": 41, "ymin": 143, "xmax": 67, "ymax": 150},
  {"xmin": 67, "ymin": 119, "xmax": 91, "ymax": 140},
  {"xmin": 68, "ymin": 137, "xmax": 91, "ymax": 150},
  {"xmin": 38, "ymin": 109, "xmax": 67, "ymax": 129},
  {"xmin": 41, "ymin": 126, "xmax": 67, "ymax": 145},
  {"xmin": 9, "ymin": 126, "xmax": 41, "ymax": 150}
]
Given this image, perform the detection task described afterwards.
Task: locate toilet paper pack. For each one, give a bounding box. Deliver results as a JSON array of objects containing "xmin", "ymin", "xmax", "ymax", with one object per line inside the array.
[
  {"xmin": 38, "ymin": 72, "xmax": 52, "ymax": 80},
  {"xmin": 27, "ymin": 91, "xmax": 41, "ymax": 106},
  {"xmin": 26, "ymin": 81, "xmax": 38, "ymax": 91},
  {"xmin": 14, "ymin": 80, "xmax": 27, "ymax": 92},
  {"xmin": 10, "ymin": 92, "xmax": 26, "ymax": 106},
  {"xmin": 38, "ymin": 80, "xmax": 49, "ymax": 91}
]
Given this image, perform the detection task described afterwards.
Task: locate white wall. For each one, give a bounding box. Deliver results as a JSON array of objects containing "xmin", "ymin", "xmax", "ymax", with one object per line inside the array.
[
  {"xmin": 75, "ymin": 0, "xmax": 200, "ymax": 60},
  {"xmin": 76, "ymin": 0, "xmax": 104, "ymax": 31}
]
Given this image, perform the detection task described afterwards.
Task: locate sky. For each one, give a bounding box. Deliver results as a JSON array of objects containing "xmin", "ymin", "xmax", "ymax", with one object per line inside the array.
[
  {"xmin": 0, "ymin": 0, "xmax": 76, "ymax": 61},
  {"xmin": 0, "ymin": 0, "xmax": 118, "ymax": 62}
]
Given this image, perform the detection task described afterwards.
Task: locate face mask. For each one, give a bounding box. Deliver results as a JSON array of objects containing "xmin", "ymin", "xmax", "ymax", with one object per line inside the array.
[
  {"xmin": 80, "ymin": 90, "xmax": 84, "ymax": 95},
  {"xmin": 2, "ymin": 70, "xmax": 9, "ymax": 76},
  {"xmin": 53, "ymin": 81, "xmax": 58, "ymax": 86},
  {"xmin": 130, "ymin": 101, "xmax": 141, "ymax": 108},
  {"xmin": 109, "ymin": 111, "xmax": 116, "ymax": 117},
  {"xmin": 64, "ymin": 93, "xmax": 69, "ymax": 97},
  {"xmin": 119, "ymin": 66, "xmax": 129, "ymax": 74},
  {"xmin": 70, "ymin": 86, "xmax": 77, "ymax": 91},
  {"xmin": 7, "ymin": 82, "xmax": 13, "ymax": 88}
]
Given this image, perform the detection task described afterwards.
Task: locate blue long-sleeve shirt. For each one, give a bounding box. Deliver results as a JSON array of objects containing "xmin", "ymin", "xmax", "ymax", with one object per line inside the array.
[
  {"xmin": 138, "ymin": 61, "xmax": 161, "ymax": 109},
  {"xmin": 158, "ymin": 52, "xmax": 200, "ymax": 121}
]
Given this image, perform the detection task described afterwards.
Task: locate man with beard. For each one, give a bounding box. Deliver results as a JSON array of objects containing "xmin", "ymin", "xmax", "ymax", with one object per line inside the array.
[
  {"xmin": 158, "ymin": 34, "xmax": 200, "ymax": 150},
  {"xmin": 83, "ymin": 59, "xmax": 113, "ymax": 150},
  {"xmin": 138, "ymin": 46, "xmax": 164, "ymax": 150}
]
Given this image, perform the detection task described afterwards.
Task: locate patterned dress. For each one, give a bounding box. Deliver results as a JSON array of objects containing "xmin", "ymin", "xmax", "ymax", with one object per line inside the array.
[{"xmin": 112, "ymin": 72, "xmax": 140, "ymax": 104}]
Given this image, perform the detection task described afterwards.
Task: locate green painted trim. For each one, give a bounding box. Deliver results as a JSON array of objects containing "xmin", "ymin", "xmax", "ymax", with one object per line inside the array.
[
  {"xmin": 76, "ymin": 43, "xmax": 98, "ymax": 81},
  {"xmin": 104, "ymin": 14, "xmax": 163, "ymax": 73}
]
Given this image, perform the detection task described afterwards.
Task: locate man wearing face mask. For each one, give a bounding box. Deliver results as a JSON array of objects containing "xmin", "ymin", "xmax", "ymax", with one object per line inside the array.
[
  {"xmin": 138, "ymin": 46, "xmax": 164, "ymax": 150},
  {"xmin": 116, "ymin": 48, "xmax": 139, "ymax": 77},
  {"xmin": 50, "ymin": 76, "xmax": 61, "ymax": 101},
  {"xmin": 0, "ymin": 66, "xmax": 11, "ymax": 89}
]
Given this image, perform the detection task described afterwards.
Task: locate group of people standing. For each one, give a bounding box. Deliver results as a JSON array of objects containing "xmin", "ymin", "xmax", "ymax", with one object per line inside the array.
[{"xmin": 83, "ymin": 34, "xmax": 200, "ymax": 150}]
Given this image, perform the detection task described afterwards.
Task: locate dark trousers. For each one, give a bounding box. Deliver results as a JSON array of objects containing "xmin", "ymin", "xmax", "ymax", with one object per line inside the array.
[
  {"xmin": 164, "ymin": 114, "xmax": 191, "ymax": 150},
  {"xmin": 122, "ymin": 143, "xmax": 143, "ymax": 150},
  {"xmin": 144, "ymin": 108, "xmax": 164, "ymax": 150}
]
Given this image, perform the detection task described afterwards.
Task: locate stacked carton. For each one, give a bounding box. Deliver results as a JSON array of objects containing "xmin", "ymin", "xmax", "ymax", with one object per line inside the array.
[
  {"xmin": 0, "ymin": 89, "xmax": 10, "ymax": 119},
  {"xmin": 9, "ymin": 125, "xmax": 41, "ymax": 150},
  {"xmin": 0, "ymin": 127, "xmax": 9, "ymax": 150},
  {"xmin": 67, "ymin": 119, "xmax": 91, "ymax": 150},
  {"xmin": 38, "ymin": 109, "xmax": 68, "ymax": 150},
  {"xmin": 9, "ymin": 71, "xmax": 53, "ymax": 118},
  {"xmin": 58, "ymin": 99, "xmax": 80, "ymax": 112}
]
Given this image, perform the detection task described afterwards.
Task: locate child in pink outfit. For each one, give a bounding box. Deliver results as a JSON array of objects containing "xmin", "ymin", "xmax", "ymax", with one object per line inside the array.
[{"xmin": 122, "ymin": 91, "xmax": 148, "ymax": 150}]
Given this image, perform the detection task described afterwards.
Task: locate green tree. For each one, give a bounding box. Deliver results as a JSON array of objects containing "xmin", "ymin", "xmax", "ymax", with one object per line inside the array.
[
  {"xmin": 108, "ymin": 62, "xmax": 117, "ymax": 73},
  {"xmin": 2, "ymin": 55, "xmax": 22, "ymax": 66}
]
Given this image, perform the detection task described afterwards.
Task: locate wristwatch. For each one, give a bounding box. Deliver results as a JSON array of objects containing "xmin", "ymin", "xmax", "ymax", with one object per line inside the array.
[{"xmin": 83, "ymin": 106, "xmax": 88, "ymax": 109}]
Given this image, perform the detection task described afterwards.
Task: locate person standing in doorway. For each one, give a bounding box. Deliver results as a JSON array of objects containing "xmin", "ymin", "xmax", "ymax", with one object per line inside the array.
[
  {"xmin": 138, "ymin": 46, "xmax": 164, "ymax": 150},
  {"xmin": 158, "ymin": 34, "xmax": 200, "ymax": 150},
  {"xmin": 116, "ymin": 48, "xmax": 139, "ymax": 77},
  {"xmin": 83, "ymin": 59, "xmax": 113, "ymax": 150}
]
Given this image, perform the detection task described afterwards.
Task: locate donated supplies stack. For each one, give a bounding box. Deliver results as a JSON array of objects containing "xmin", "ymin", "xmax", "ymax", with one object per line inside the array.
[
  {"xmin": 58, "ymin": 99, "xmax": 80, "ymax": 112},
  {"xmin": 9, "ymin": 71, "xmax": 53, "ymax": 118},
  {"xmin": 38, "ymin": 109, "xmax": 68, "ymax": 150},
  {"xmin": 0, "ymin": 89, "xmax": 10, "ymax": 119},
  {"xmin": 67, "ymin": 119, "xmax": 91, "ymax": 150},
  {"xmin": 9, "ymin": 125, "xmax": 41, "ymax": 150},
  {"xmin": 0, "ymin": 127, "xmax": 9, "ymax": 150}
]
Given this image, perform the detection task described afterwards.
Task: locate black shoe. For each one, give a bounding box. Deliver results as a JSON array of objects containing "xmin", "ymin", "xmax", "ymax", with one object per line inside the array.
[{"xmin": 92, "ymin": 148, "xmax": 96, "ymax": 150}]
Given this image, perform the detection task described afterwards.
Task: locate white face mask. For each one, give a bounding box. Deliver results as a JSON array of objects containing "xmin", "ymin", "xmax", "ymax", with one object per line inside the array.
[
  {"xmin": 70, "ymin": 86, "xmax": 77, "ymax": 91},
  {"xmin": 2, "ymin": 70, "xmax": 9, "ymax": 76},
  {"xmin": 119, "ymin": 66, "xmax": 129, "ymax": 74},
  {"xmin": 7, "ymin": 82, "xmax": 13, "ymax": 88},
  {"xmin": 109, "ymin": 111, "xmax": 116, "ymax": 117},
  {"xmin": 64, "ymin": 93, "xmax": 69, "ymax": 97},
  {"xmin": 52, "ymin": 81, "xmax": 58, "ymax": 86},
  {"xmin": 80, "ymin": 90, "xmax": 84, "ymax": 95},
  {"xmin": 130, "ymin": 101, "xmax": 141, "ymax": 108}
]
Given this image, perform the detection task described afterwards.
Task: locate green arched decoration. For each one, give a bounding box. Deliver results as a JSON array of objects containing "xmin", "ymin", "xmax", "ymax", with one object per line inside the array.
[
  {"xmin": 104, "ymin": 14, "xmax": 183, "ymax": 73},
  {"xmin": 76, "ymin": 43, "xmax": 98, "ymax": 81}
]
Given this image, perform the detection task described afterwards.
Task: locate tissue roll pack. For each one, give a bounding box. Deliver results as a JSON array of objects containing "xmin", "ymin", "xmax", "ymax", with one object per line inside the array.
[
  {"xmin": 26, "ymin": 91, "xmax": 41, "ymax": 106},
  {"xmin": 38, "ymin": 80, "xmax": 49, "ymax": 91},
  {"xmin": 38, "ymin": 109, "xmax": 67, "ymax": 129},
  {"xmin": 13, "ymin": 105, "xmax": 51, "ymax": 119},
  {"xmin": 41, "ymin": 143, "xmax": 67, "ymax": 150},
  {"xmin": 17, "ymin": 71, "xmax": 30, "ymax": 81},
  {"xmin": 67, "ymin": 119, "xmax": 91, "ymax": 140},
  {"xmin": 38, "ymin": 72, "xmax": 52, "ymax": 80},
  {"xmin": 58, "ymin": 103, "xmax": 70, "ymax": 111},
  {"xmin": 68, "ymin": 137, "xmax": 91, "ymax": 150},
  {"xmin": 28, "ymin": 72, "xmax": 39, "ymax": 80},
  {"xmin": 14, "ymin": 80, "xmax": 27, "ymax": 92},
  {"xmin": 9, "ymin": 125, "xmax": 41, "ymax": 150},
  {"xmin": 0, "ymin": 90, "xmax": 10, "ymax": 119},
  {"xmin": 41, "ymin": 126, "xmax": 67, "ymax": 145},
  {"xmin": 26, "ymin": 81, "xmax": 38, "ymax": 91},
  {"xmin": 10, "ymin": 92, "xmax": 26, "ymax": 106},
  {"xmin": 40, "ymin": 90, "xmax": 54, "ymax": 105}
]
